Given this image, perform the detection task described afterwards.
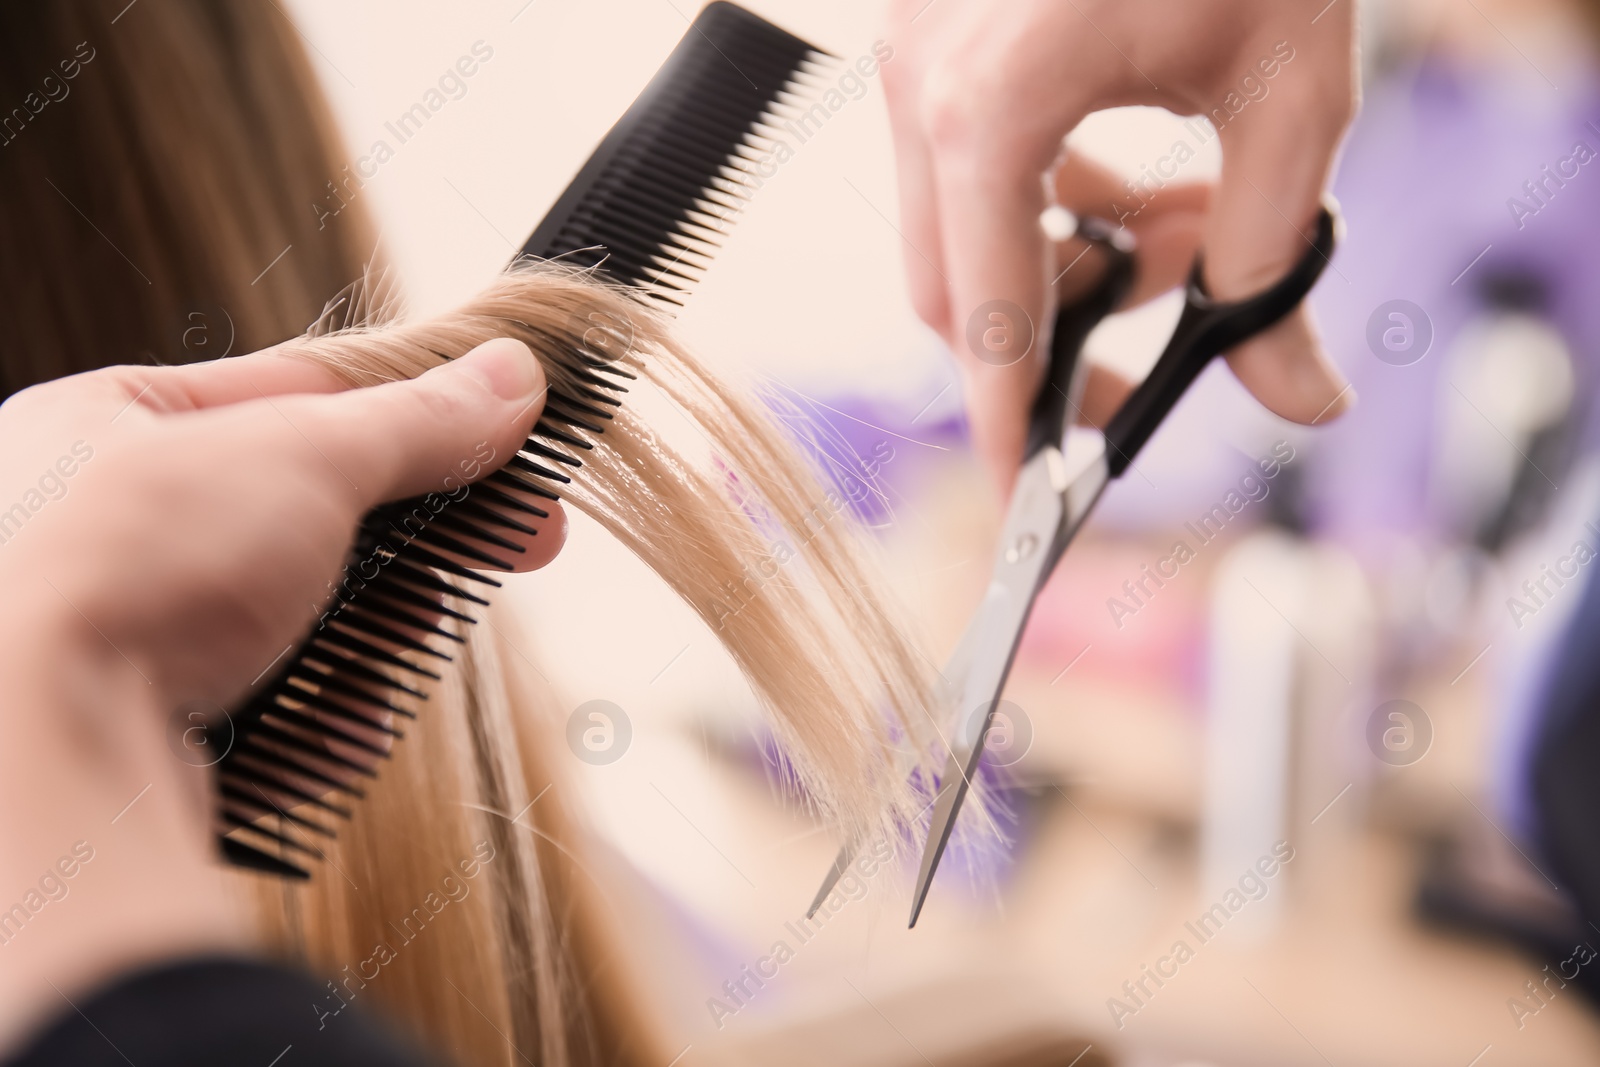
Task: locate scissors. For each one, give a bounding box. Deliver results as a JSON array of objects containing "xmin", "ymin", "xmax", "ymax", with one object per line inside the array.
[{"xmin": 807, "ymin": 202, "xmax": 1340, "ymax": 927}]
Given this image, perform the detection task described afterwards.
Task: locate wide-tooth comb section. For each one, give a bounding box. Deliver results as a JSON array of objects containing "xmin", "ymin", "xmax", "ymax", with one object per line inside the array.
[{"xmin": 215, "ymin": 1, "xmax": 828, "ymax": 877}]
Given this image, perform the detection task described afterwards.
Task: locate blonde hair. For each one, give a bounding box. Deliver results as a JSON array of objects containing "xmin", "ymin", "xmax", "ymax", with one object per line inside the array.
[
  {"xmin": 3, "ymin": 4, "xmax": 961, "ymax": 1061},
  {"xmin": 240, "ymin": 268, "xmax": 948, "ymax": 1065}
]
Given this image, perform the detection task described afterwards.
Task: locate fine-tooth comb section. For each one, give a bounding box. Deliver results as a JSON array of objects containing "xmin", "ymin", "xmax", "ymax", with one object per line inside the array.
[
  {"xmin": 519, "ymin": 1, "xmax": 830, "ymax": 300},
  {"xmin": 214, "ymin": 1, "xmax": 828, "ymax": 878}
]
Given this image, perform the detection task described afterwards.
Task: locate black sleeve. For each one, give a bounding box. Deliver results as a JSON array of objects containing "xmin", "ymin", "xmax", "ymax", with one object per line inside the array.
[{"xmin": 1, "ymin": 956, "xmax": 448, "ymax": 1067}]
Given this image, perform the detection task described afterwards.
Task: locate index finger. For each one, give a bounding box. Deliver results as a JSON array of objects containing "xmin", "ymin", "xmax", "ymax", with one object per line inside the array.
[{"xmin": 921, "ymin": 83, "xmax": 1108, "ymax": 488}]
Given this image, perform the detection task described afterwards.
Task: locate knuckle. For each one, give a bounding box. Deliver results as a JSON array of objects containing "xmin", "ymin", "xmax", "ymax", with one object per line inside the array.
[
  {"xmin": 412, "ymin": 375, "xmax": 480, "ymax": 426},
  {"xmin": 919, "ymin": 63, "xmax": 1036, "ymax": 170},
  {"xmin": 918, "ymin": 61, "xmax": 984, "ymax": 150}
]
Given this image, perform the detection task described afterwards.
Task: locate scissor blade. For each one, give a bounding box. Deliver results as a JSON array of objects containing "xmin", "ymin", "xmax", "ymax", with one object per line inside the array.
[
  {"xmin": 908, "ymin": 438, "xmax": 1109, "ymax": 926},
  {"xmin": 807, "ymin": 841, "xmax": 856, "ymax": 918},
  {"xmin": 909, "ymin": 749, "xmax": 967, "ymax": 926},
  {"xmin": 801, "ymin": 497, "xmax": 1014, "ymax": 915}
]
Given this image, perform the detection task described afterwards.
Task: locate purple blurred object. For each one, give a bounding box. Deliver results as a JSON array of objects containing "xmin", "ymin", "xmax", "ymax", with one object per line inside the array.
[
  {"xmin": 765, "ymin": 386, "xmax": 965, "ymax": 528},
  {"xmin": 1307, "ymin": 59, "xmax": 1600, "ymax": 550},
  {"xmin": 1309, "ymin": 58, "xmax": 1600, "ymax": 845}
]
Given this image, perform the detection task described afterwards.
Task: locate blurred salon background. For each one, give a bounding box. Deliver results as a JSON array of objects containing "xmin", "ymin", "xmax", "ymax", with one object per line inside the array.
[{"xmin": 289, "ymin": 0, "xmax": 1600, "ymax": 1062}]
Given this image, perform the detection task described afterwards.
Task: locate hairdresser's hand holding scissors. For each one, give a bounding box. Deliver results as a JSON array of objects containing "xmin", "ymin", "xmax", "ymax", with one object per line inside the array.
[
  {"xmin": 882, "ymin": 0, "xmax": 1358, "ymax": 491},
  {"xmin": 808, "ymin": 0, "xmax": 1356, "ymax": 922},
  {"xmin": 0, "ymin": 338, "xmax": 557, "ymax": 1049}
]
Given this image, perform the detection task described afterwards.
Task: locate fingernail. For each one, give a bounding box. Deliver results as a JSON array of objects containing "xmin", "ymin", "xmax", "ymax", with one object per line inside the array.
[{"xmin": 449, "ymin": 338, "xmax": 543, "ymax": 400}]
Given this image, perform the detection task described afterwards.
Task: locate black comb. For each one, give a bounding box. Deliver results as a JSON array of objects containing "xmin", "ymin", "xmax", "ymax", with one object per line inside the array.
[{"xmin": 213, "ymin": 2, "xmax": 831, "ymax": 878}]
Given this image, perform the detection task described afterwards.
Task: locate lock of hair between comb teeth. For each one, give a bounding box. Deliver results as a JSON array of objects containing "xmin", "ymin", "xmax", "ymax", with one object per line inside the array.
[{"xmin": 212, "ymin": 2, "xmax": 834, "ymax": 878}]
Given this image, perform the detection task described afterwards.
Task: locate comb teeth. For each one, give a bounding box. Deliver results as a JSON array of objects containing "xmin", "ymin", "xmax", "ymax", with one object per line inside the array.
[
  {"xmin": 213, "ymin": 366, "xmax": 629, "ymax": 877},
  {"xmin": 519, "ymin": 0, "xmax": 829, "ymax": 303},
  {"xmin": 214, "ymin": 3, "xmax": 825, "ymax": 878}
]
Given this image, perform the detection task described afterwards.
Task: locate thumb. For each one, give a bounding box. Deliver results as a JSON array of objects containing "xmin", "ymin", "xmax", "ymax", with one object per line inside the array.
[{"xmin": 263, "ymin": 336, "xmax": 547, "ymax": 508}]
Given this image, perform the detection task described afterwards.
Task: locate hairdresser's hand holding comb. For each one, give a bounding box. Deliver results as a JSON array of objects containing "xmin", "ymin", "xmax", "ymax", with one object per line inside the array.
[
  {"xmin": 882, "ymin": 0, "xmax": 1358, "ymax": 492},
  {"xmin": 0, "ymin": 338, "xmax": 556, "ymax": 1051}
]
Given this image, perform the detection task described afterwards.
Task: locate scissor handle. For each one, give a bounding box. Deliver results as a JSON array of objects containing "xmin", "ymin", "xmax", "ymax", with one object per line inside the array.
[
  {"xmin": 1022, "ymin": 216, "xmax": 1136, "ymax": 460},
  {"xmin": 1102, "ymin": 204, "xmax": 1340, "ymax": 478}
]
